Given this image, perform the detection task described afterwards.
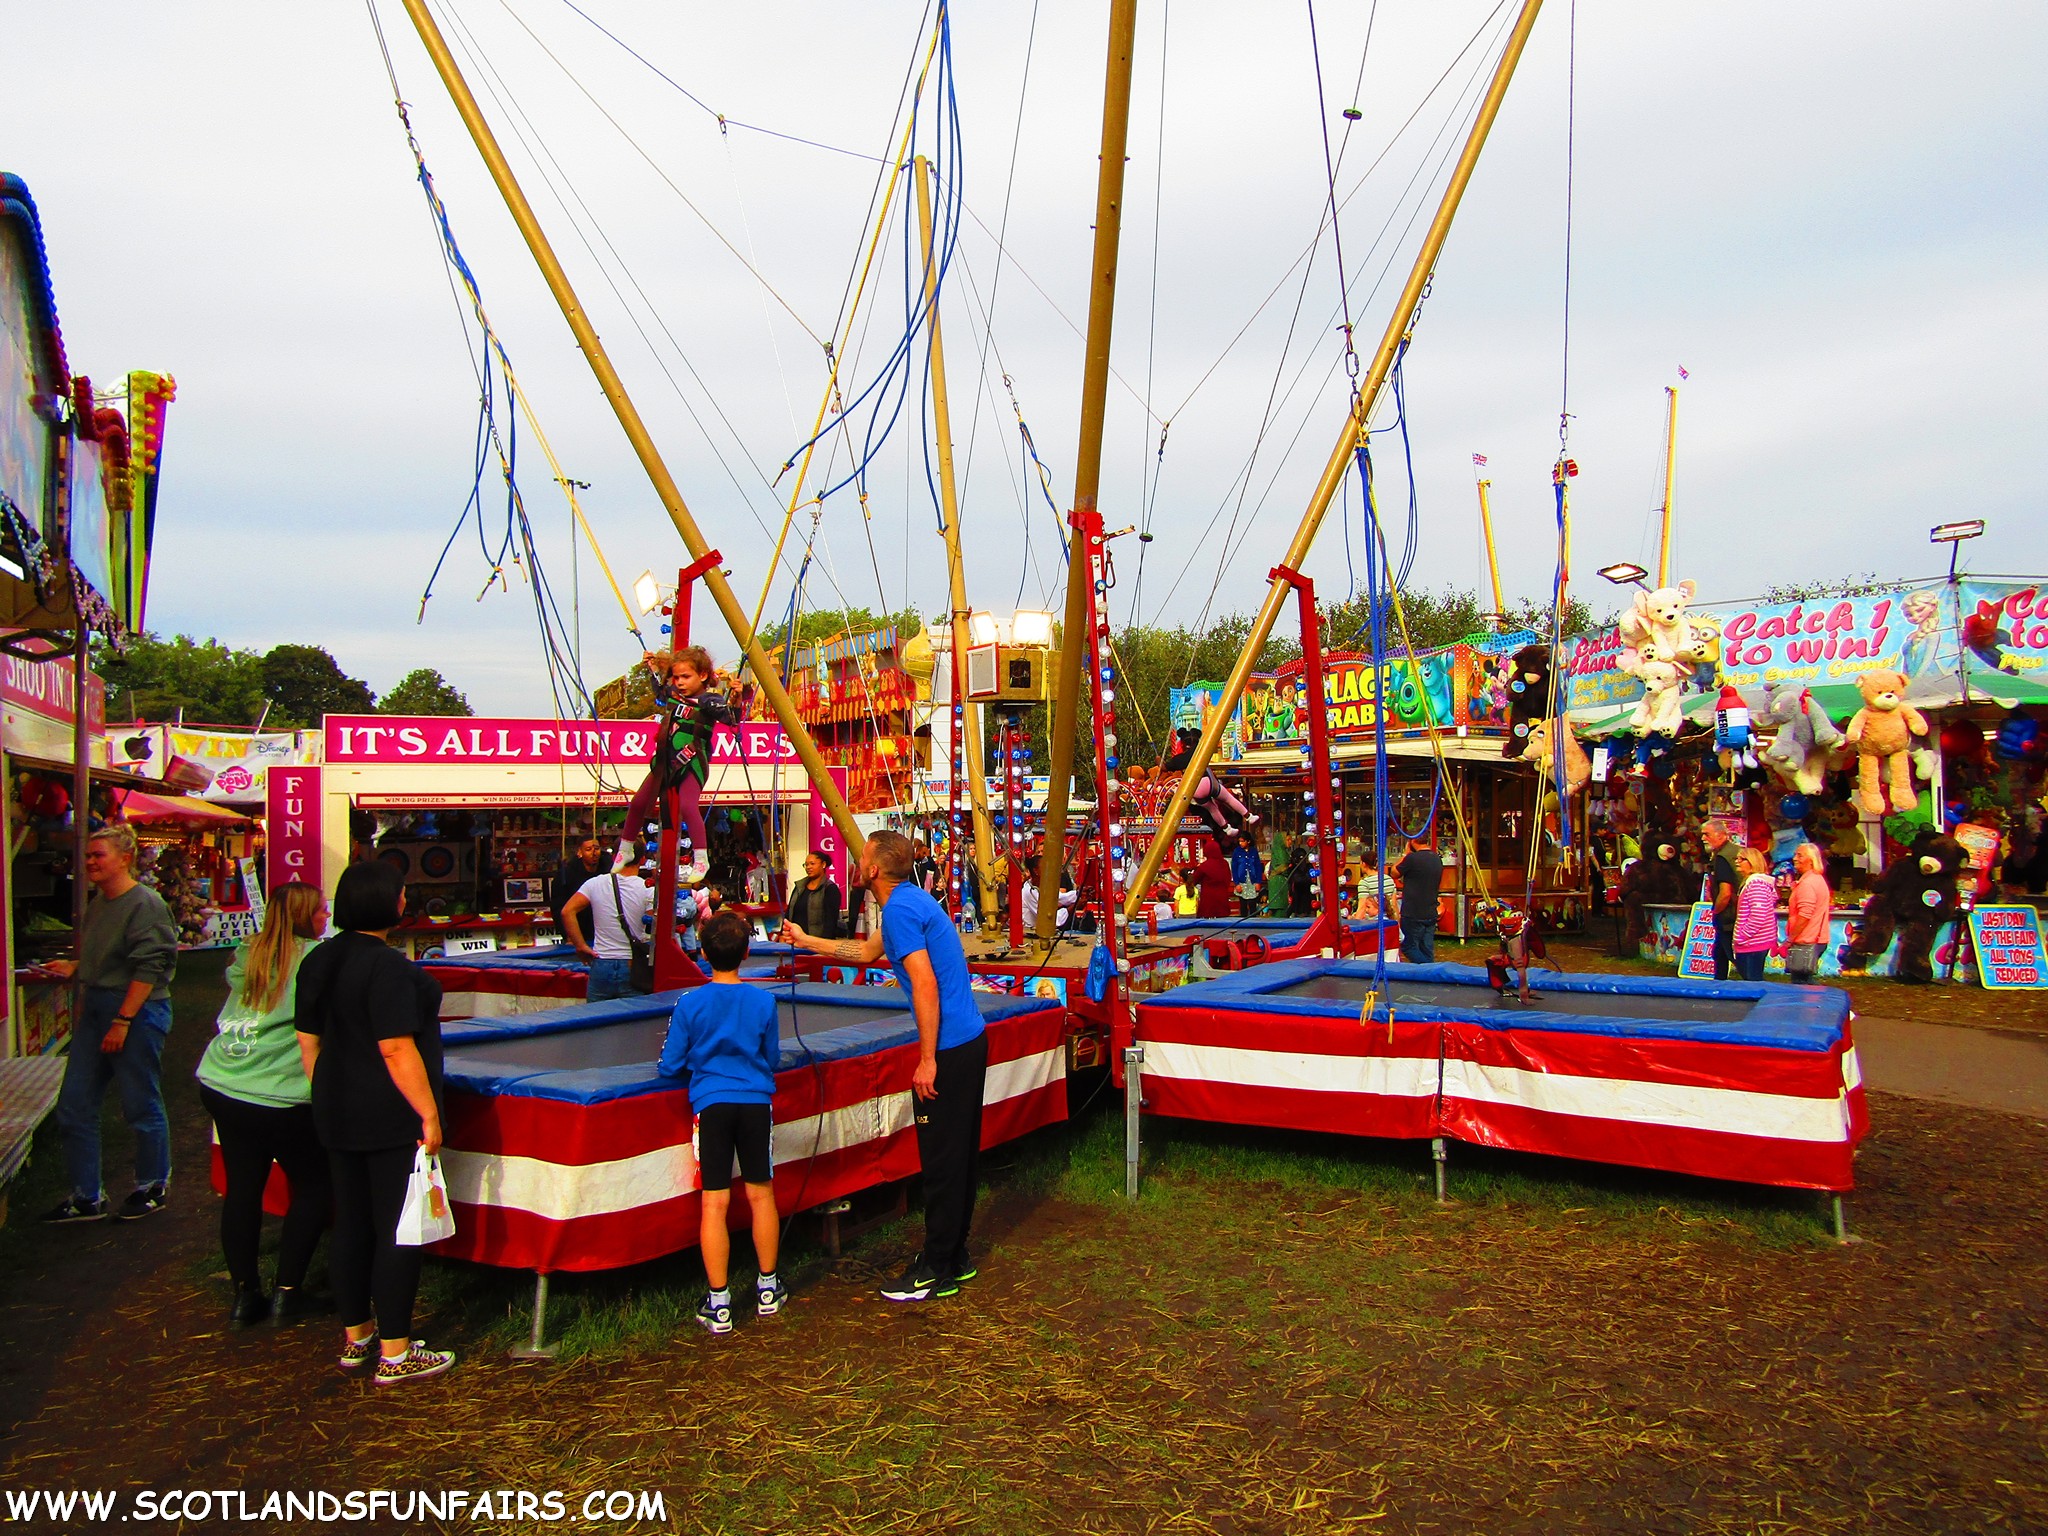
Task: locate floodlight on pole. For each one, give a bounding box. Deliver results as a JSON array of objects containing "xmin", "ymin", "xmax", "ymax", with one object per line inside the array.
[
  {"xmin": 1597, "ymin": 561, "xmax": 1650, "ymax": 588},
  {"xmin": 1011, "ymin": 609, "xmax": 1055, "ymax": 647},
  {"xmin": 968, "ymin": 610, "xmax": 1001, "ymax": 647},
  {"xmin": 632, "ymin": 570, "xmax": 663, "ymax": 614},
  {"xmin": 1929, "ymin": 520, "xmax": 1985, "ymax": 545}
]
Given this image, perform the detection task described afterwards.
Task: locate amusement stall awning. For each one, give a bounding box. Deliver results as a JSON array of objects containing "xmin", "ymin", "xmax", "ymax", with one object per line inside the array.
[{"xmin": 117, "ymin": 789, "xmax": 253, "ymax": 827}]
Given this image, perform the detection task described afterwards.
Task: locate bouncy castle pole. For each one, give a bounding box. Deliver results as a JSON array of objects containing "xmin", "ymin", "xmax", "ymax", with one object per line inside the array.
[
  {"xmin": 399, "ymin": 0, "xmax": 863, "ymax": 852},
  {"xmin": 1124, "ymin": 0, "xmax": 1549, "ymax": 918}
]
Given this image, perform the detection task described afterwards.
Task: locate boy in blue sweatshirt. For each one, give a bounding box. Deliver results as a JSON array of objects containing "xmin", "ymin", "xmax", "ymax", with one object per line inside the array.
[{"xmin": 657, "ymin": 910, "xmax": 784, "ymax": 1334}]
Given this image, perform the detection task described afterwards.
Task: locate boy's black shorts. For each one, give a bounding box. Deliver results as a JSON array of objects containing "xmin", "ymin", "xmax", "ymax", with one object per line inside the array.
[{"xmin": 695, "ymin": 1102, "xmax": 774, "ymax": 1188}]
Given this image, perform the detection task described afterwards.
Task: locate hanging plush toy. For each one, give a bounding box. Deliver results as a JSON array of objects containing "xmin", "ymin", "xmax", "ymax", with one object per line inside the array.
[
  {"xmin": 1995, "ymin": 713, "xmax": 2048, "ymax": 765},
  {"xmin": 1618, "ymin": 579, "xmax": 1714, "ymax": 668},
  {"xmin": 1501, "ymin": 643, "xmax": 1553, "ymax": 760},
  {"xmin": 1757, "ymin": 682, "xmax": 1844, "ymax": 794},
  {"xmin": 1845, "ymin": 668, "xmax": 1930, "ymax": 816},
  {"xmin": 1625, "ymin": 643, "xmax": 1686, "ymax": 745},
  {"xmin": 1522, "ymin": 717, "xmax": 1591, "ymax": 799},
  {"xmin": 1714, "ymin": 684, "xmax": 1757, "ymax": 773}
]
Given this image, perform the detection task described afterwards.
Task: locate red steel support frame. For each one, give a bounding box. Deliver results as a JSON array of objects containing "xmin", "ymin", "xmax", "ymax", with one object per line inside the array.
[
  {"xmin": 1271, "ymin": 563, "xmax": 1352, "ymax": 960},
  {"xmin": 1071, "ymin": 511, "xmax": 1130, "ymax": 1075}
]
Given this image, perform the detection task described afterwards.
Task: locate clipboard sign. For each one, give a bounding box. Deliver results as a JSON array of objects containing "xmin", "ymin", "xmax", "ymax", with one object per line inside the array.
[
  {"xmin": 1676, "ymin": 901, "xmax": 1718, "ymax": 980},
  {"xmin": 1969, "ymin": 906, "xmax": 2047, "ymax": 989}
]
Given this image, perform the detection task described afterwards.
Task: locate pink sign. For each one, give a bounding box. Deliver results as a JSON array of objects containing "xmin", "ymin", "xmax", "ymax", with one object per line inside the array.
[
  {"xmin": 322, "ymin": 715, "xmax": 789, "ymax": 768},
  {"xmin": 0, "ymin": 645, "xmax": 104, "ymax": 728},
  {"xmin": 808, "ymin": 766, "xmax": 850, "ymax": 895},
  {"xmin": 266, "ymin": 766, "xmax": 323, "ymax": 892}
]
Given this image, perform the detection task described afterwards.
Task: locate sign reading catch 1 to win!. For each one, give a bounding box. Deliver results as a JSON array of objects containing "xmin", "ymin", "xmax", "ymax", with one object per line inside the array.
[
  {"xmin": 1676, "ymin": 901, "xmax": 1719, "ymax": 979},
  {"xmin": 1969, "ymin": 906, "xmax": 2048, "ymax": 989}
]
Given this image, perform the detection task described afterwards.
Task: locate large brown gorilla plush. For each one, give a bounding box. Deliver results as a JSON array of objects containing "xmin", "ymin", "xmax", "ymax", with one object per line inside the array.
[{"xmin": 1840, "ymin": 830, "xmax": 1965, "ymax": 985}]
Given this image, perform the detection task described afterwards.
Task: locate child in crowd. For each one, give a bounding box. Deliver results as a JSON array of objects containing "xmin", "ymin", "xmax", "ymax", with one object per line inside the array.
[
  {"xmin": 657, "ymin": 911, "xmax": 784, "ymax": 1334},
  {"xmin": 1485, "ymin": 907, "xmax": 1550, "ymax": 1004},
  {"xmin": 624, "ymin": 646, "xmax": 731, "ymax": 886}
]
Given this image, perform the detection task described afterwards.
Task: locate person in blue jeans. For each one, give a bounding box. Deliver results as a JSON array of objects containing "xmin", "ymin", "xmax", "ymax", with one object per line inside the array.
[
  {"xmin": 1394, "ymin": 834, "xmax": 1444, "ymax": 964},
  {"xmin": 44, "ymin": 824, "xmax": 181, "ymax": 1223},
  {"xmin": 782, "ymin": 829, "xmax": 985, "ymax": 1303},
  {"xmin": 657, "ymin": 910, "xmax": 784, "ymax": 1335},
  {"xmin": 562, "ymin": 856, "xmax": 655, "ymax": 1001}
]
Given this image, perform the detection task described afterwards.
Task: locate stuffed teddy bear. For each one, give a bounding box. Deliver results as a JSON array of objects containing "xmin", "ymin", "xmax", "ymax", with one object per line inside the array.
[
  {"xmin": 1757, "ymin": 682, "xmax": 1844, "ymax": 794},
  {"xmin": 1522, "ymin": 716, "xmax": 1590, "ymax": 798},
  {"xmin": 1618, "ymin": 579, "xmax": 1714, "ymax": 669},
  {"xmin": 1626, "ymin": 643, "xmax": 1687, "ymax": 740},
  {"xmin": 1845, "ymin": 669, "xmax": 1930, "ymax": 816},
  {"xmin": 1617, "ymin": 840, "xmax": 1688, "ymax": 954},
  {"xmin": 1838, "ymin": 829, "xmax": 1964, "ymax": 984},
  {"xmin": 1501, "ymin": 643, "xmax": 1553, "ymax": 759}
]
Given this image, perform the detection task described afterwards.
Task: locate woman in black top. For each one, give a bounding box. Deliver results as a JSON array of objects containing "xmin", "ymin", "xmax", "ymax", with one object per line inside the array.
[{"xmin": 295, "ymin": 861, "xmax": 453, "ymax": 1387}]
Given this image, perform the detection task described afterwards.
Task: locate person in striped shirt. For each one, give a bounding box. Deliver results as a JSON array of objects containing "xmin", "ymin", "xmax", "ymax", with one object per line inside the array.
[{"xmin": 1732, "ymin": 847, "xmax": 1780, "ymax": 982}]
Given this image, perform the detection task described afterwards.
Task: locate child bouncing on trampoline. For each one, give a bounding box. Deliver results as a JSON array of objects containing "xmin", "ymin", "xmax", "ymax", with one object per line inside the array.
[
  {"xmin": 1486, "ymin": 907, "xmax": 1552, "ymax": 1004},
  {"xmin": 624, "ymin": 646, "xmax": 731, "ymax": 887},
  {"xmin": 657, "ymin": 911, "xmax": 785, "ymax": 1335}
]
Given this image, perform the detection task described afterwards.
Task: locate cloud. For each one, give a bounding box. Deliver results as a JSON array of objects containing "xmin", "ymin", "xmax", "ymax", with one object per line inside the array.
[{"xmin": 3, "ymin": 0, "xmax": 2040, "ymax": 713}]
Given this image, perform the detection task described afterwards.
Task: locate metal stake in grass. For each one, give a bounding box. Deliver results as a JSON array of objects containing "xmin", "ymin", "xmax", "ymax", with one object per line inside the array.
[
  {"xmin": 1125, "ymin": 1044, "xmax": 1145, "ymax": 1202},
  {"xmin": 510, "ymin": 1271, "xmax": 560, "ymax": 1362},
  {"xmin": 1433, "ymin": 1138, "xmax": 1449, "ymax": 1204}
]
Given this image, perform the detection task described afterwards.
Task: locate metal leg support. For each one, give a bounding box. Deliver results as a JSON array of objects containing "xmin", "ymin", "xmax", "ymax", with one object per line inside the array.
[
  {"xmin": 1124, "ymin": 1045, "xmax": 1145, "ymax": 1203},
  {"xmin": 1432, "ymin": 1137, "xmax": 1449, "ymax": 1204},
  {"xmin": 1831, "ymin": 1193, "xmax": 1851, "ymax": 1244},
  {"xmin": 508, "ymin": 1271, "xmax": 560, "ymax": 1361}
]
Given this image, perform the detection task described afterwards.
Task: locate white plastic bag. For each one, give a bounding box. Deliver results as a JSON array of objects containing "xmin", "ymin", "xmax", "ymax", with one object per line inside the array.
[{"xmin": 395, "ymin": 1146, "xmax": 458, "ymax": 1247}]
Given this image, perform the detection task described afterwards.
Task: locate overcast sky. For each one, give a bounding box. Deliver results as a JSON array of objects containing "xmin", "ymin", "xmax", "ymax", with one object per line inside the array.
[{"xmin": 4, "ymin": 1, "xmax": 2041, "ymax": 715}]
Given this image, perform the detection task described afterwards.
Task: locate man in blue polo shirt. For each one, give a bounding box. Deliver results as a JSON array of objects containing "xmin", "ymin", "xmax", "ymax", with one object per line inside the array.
[{"xmin": 781, "ymin": 828, "xmax": 985, "ymax": 1302}]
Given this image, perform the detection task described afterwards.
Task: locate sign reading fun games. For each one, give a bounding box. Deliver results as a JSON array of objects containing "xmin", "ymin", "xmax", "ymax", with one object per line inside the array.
[{"xmin": 1969, "ymin": 906, "xmax": 2047, "ymax": 989}]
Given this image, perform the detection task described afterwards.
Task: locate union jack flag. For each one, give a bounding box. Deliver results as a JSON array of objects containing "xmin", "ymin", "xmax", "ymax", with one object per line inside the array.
[{"xmin": 1472, "ymin": 453, "xmax": 1488, "ymax": 467}]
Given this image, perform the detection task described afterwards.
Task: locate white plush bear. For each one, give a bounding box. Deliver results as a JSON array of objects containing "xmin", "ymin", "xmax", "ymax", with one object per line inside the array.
[
  {"xmin": 1626, "ymin": 644, "xmax": 1687, "ymax": 737},
  {"xmin": 1619, "ymin": 579, "xmax": 1715, "ymax": 671}
]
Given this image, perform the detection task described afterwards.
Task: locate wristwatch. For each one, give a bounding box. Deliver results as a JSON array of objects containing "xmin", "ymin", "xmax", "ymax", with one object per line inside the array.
[{"xmin": 112, "ymin": 1014, "xmax": 136, "ymax": 1027}]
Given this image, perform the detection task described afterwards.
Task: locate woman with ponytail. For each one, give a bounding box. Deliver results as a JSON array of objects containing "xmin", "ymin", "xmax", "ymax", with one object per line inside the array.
[{"xmin": 196, "ymin": 880, "xmax": 332, "ymax": 1326}]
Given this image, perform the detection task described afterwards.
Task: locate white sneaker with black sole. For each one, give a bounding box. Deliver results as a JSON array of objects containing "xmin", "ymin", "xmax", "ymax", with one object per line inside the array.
[{"xmin": 695, "ymin": 1293, "xmax": 734, "ymax": 1335}]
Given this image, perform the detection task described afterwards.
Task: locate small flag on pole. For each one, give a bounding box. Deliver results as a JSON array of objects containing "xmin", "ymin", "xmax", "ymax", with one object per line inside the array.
[
  {"xmin": 1676, "ymin": 366, "xmax": 1689, "ymax": 380},
  {"xmin": 1472, "ymin": 452, "xmax": 1488, "ymax": 467}
]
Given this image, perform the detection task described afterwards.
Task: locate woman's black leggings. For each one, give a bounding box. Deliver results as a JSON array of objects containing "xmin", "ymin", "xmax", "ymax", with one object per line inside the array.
[
  {"xmin": 198, "ymin": 1086, "xmax": 331, "ymax": 1293},
  {"xmin": 328, "ymin": 1146, "xmax": 425, "ymax": 1341}
]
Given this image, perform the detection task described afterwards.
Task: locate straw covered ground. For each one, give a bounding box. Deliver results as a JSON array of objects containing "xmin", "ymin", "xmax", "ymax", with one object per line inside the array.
[{"xmin": 1, "ymin": 953, "xmax": 2044, "ymax": 1534}]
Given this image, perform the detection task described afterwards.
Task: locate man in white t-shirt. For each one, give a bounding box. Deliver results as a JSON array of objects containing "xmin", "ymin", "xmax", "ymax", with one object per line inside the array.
[{"xmin": 563, "ymin": 856, "xmax": 655, "ymax": 1000}]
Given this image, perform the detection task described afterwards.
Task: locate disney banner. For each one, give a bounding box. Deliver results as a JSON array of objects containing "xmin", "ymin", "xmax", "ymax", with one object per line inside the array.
[
  {"xmin": 1170, "ymin": 643, "xmax": 1512, "ymax": 757},
  {"xmin": 1564, "ymin": 579, "xmax": 2048, "ymax": 715}
]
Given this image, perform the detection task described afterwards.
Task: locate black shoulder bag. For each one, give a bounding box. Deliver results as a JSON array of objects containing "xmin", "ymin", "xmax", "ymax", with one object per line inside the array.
[{"xmin": 609, "ymin": 874, "xmax": 654, "ymax": 993}]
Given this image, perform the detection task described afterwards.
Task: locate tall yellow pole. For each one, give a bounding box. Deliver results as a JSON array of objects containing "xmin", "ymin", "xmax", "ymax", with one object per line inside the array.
[
  {"xmin": 1124, "ymin": 0, "xmax": 1549, "ymax": 918},
  {"xmin": 1476, "ymin": 477, "xmax": 1504, "ymax": 620},
  {"xmin": 1036, "ymin": 0, "xmax": 1140, "ymax": 940},
  {"xmin": 1656, "ymin": 384, "xmax": 1679, "ymax": 588},
  {"xmin": 396, "ymin": 0, "xmax": 862, "ymax": 850},
  {"xmin": 914, "ymin": 155, "xmax": 997, "ymax": 916}
]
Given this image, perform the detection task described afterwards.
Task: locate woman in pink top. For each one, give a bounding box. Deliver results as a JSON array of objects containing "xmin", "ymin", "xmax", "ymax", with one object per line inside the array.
[
  {"xmin": 1783, "ymin": 842, "xmax": 1832, "ymax": 983},
  {"xmin": 1732, "ymin": 847, "xmax": 1779, "ymax": 982}
]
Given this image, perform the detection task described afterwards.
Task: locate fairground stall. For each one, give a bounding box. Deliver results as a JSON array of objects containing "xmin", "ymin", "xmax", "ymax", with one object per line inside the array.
[
  {"xmin": 1166, "ymin": 631, "xmax": 1588, "ymax": 937},
  {"xmin": 292, "ymin": 714, "xmax": 840, "ymax": 1011},
  {"xmin": 1566, "ymin": 573, "xmax": 2048, "ymax": 985}
]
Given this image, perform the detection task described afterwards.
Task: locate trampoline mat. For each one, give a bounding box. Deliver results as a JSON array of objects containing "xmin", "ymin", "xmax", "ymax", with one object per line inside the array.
[
  {"xmin": 444, "ymin": 1001, "xmax": 909, "ymax": 1071},
  {"xmin": 1276, "ymin": 974, "xmax": 1755, "ymax": 1023}
]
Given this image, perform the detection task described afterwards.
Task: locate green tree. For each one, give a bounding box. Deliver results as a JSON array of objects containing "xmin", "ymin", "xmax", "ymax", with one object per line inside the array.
[
  {"xmin": 260, "ymin": 644, "xmax": 375, "ymax": 727},
  {"xmin": 757, "ymin": 606, "xmax": 922, "ymax": 652},
  {"xmin": 95, "ymin": 633, "xmax": 267, "ymax": 724},
  {"xmin": 379, "ymin": 667, "xmax": 472, "ymax": 717}
]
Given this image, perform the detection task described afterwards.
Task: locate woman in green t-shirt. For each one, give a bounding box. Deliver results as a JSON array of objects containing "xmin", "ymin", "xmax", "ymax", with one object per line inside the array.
[{"xmin": 195, "ymin": 882, "xmax": 329, "ymax": 1327}]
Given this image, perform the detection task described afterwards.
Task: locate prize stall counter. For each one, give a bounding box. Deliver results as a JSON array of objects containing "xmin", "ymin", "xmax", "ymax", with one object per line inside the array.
[{"xmin": 1637, "ymin": 901, "xmax": 1949, "ymax": 980}]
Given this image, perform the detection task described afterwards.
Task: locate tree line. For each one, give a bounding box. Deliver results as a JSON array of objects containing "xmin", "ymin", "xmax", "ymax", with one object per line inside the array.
[{"xmin": 93, "ymin": 635, "xmax": 472, "ymax": 728}]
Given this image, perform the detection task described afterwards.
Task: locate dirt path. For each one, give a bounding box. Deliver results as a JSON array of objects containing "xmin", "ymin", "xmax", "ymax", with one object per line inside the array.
[{"xmin": 1856, "ymin": 1016, "xmax": 2048, "ymax": 1120}]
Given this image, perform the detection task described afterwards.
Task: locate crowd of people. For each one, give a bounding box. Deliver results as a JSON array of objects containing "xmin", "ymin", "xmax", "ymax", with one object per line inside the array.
[{"xmin": 45, "ymin": 811, "xmax": 986, "ymax": 1385}]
